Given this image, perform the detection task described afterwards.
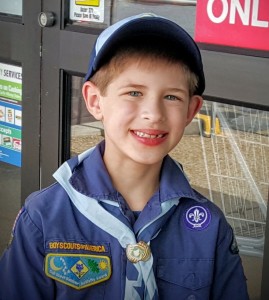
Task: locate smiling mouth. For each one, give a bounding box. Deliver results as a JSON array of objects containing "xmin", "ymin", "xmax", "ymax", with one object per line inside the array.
[{"xmin": 133, "ymin": 130, "xmax": 167, "ymax": 139}]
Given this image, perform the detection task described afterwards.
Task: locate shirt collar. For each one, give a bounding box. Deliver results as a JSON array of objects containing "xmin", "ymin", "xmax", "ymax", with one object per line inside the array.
[{"xmin": 69, "ymin": 141, "xmax": 205, "ymax": 204}]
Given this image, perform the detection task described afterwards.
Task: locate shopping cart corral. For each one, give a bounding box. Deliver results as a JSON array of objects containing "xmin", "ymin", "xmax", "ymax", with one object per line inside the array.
[{"xmin": 196, "ymin": 101, "xmax": 269, "ymax": 257}]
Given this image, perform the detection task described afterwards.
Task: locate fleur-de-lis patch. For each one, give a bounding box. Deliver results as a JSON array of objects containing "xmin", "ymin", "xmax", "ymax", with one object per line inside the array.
[{"xmin": 185, "ymin": 206, "xmax": 211, "ymax": 230}]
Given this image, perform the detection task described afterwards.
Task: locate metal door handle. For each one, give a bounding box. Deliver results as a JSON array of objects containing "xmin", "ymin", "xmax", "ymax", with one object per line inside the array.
[{"xmin": 38, "ymin": 12, "xmax": 56, "ymax": 27}]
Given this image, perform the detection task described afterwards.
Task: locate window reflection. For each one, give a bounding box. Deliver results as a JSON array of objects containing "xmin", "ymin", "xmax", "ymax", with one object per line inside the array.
[
  {"xmin": 70, "ymin": 77, "xmax": 104, "ymax": 157},
  {"xmin": 0, "ymin": 1, "xmax": 22, "ymax": 16},
  {"xmin": 173, "ymin": 102, "xmax": 268, "ymax": 257}
]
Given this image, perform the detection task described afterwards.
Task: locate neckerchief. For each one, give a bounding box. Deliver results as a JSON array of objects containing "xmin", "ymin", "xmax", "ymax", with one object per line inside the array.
[{"xmin": 53, "ymin": 148, "xmax": 180, "ymax": 300}]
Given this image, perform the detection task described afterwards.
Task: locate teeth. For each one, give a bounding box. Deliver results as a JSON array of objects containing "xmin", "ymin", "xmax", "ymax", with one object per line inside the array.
[{"xmin": 135, "ymin": 131, "xmax": 164, "ymax": 138}]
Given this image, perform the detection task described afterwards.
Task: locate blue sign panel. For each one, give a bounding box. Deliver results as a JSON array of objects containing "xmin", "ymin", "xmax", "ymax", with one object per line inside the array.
[{"xmin": 0, "ymin": 99, "xmax": 22, "ymax": 167}]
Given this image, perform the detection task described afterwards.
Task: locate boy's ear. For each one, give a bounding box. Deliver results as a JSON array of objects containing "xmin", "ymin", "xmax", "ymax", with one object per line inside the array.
[
  {"xmin": 186, "ymin": 95, "xmax": 203, "ymax": 126},
  {"xmin": 82, "ymin": 81, "xmax": 103, "ymax": 120}
]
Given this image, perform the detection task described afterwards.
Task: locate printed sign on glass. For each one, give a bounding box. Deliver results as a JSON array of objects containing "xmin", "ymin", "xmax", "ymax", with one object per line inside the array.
[
  {"xmin": 0, "ymin": 63, "xmax": 22, "ymax": 102},
  {"xmin": 0, "ymin": 63, "xmax": 22, "ymax": 167},
  {"xmin": 70, "ymin": 0, "xmax": 104, "ymax": 23}
]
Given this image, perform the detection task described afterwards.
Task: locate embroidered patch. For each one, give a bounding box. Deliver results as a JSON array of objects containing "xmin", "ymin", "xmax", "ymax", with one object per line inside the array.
[
  {"xmin": 185, "ymin": 205, "xmax": 211, "ymax": 230},
  {"xmin": 47, "ymin": 241, "xmax": 108, "ymax": 253},
  {"xmin": 45, "ymin": 253, "xmax": 111, "ymax": 289}
]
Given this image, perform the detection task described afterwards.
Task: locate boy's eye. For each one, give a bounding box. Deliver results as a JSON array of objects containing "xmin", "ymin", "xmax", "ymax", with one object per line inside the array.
[
  {"xmin": 129, "ymin": 91, "xmax": 142, "ymax": 97},
  {"xmin": 165, "ymin": 95, "xmax": 179, "ymax": 101}
]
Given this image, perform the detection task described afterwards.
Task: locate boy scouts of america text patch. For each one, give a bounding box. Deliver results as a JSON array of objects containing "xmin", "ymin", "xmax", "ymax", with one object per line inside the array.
[
  {"xmin": 184, "ymin": 205, "xmax": 211, "ymax": 230},
  {"xmin": 45, "ymin": 254, "xmax": 111, "ymax": 289}
]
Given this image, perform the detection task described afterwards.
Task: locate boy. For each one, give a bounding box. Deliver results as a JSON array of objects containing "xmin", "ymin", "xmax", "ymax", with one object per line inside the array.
[{"xmin": 0, "ymin": 13, "xmax": 249, "ymax": 300}]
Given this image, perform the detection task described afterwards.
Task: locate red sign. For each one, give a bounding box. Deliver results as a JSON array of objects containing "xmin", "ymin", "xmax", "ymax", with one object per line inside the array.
[{"xmin": 195, "ymin": 0, "xmax": 269, "ymax": 51}]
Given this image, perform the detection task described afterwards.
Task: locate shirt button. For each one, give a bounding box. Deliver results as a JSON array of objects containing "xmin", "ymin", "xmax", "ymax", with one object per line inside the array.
[{"xmin": 187, "ymin": 295, "xmax": 196, "ymax": 300}]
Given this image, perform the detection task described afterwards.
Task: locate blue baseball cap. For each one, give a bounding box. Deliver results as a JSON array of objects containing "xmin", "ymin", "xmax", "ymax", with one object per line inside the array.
[{"xmin": 84, "ymin": 13, "xmax": 205, "ymax": 95}]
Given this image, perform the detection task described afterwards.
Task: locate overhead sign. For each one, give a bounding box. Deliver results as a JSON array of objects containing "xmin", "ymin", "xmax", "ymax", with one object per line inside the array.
[{"xmin": 195, "ymin": 0, "xmax": 269, "ymax": 51}]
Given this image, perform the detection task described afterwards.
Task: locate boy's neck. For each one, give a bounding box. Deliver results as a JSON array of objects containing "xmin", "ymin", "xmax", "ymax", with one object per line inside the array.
[{"xmin": 103, "ymin": 155, "xmax": 162, "ymax": 211}]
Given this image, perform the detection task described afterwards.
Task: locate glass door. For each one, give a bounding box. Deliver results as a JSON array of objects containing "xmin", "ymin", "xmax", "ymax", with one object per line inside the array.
[
  {"xmin": 0, "ymin": 0, "xmax": 41, "ymax": 254},
  {"xmin": 39, "ymin": 0, "xmax": 112, "ymax": 188}
]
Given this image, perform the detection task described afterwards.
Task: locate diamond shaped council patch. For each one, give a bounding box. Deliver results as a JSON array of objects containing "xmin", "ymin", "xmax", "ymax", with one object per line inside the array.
[{"xmin": 45, "ymin": 253, "xmax": 111, "ymax": 289}]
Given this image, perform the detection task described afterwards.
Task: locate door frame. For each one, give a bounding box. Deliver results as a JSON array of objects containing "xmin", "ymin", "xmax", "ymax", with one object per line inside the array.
[
  {"xmin": 0, "ymin": 0, "xmax": 42, "ymax": 201},
  {"xmin": 40, "ymin": 0, "xmax": 106, "ymax": 188}
]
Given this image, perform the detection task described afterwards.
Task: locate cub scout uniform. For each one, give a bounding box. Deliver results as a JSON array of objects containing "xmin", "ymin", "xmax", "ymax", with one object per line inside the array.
[{"xmin": 0, "ymin": 141, "xmax": 249, "ymax": 299}]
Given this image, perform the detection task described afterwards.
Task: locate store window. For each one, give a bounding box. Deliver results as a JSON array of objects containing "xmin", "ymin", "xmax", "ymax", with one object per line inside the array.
[
  {"xmin": 175, "ymin": 102, "xmax": 268, "ymax": 299},
  {"xmin": 0, "ymin": 63, "xmax": 22, "ymax": 167},
  {"xmin": 0, "ymin": 1, "xmax": 22, "ymax": 16},
  {"xmin": 69, "ymin": 76, "xmax": 103, "ymax": 158},
  {"xmin": 0, "ymin": 62, "xmax": 22, "ymax": 254}
]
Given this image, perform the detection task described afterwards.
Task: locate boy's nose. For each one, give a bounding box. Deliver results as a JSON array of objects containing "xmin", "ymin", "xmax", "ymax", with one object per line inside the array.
[{"xmin": 141, "ymin": 100, "xmax": 165, "ymax": 123}]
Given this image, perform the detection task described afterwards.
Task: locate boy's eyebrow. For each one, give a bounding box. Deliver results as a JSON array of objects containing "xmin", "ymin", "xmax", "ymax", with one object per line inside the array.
[
  {"xmin": 119, "ymin": 83, "xmax": 146, "ymax": 89},
  {"xmin": 119, "ymin": 83, "xmax": 188, "ymax": 94},
  {"xmin": 166, "ymin": 87, "xmax": 188, "ymax": 94}
]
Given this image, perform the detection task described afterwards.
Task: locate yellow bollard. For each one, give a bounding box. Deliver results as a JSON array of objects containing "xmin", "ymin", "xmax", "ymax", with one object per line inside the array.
[{"xmin": 196, "ymin": 113, "xmax": 221, "ymax": 137}]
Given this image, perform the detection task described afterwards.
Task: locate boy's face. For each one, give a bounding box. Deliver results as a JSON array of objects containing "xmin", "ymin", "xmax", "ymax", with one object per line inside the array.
[{"xmin": 83, "ymin": 58, "xmax": 203, "ymax": 167}]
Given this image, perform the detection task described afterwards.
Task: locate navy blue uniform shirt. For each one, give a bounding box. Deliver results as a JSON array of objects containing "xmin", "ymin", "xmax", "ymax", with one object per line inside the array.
[{"xmin": 0, "ymin": 141, "xmax": 249, "ymax": 299}]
